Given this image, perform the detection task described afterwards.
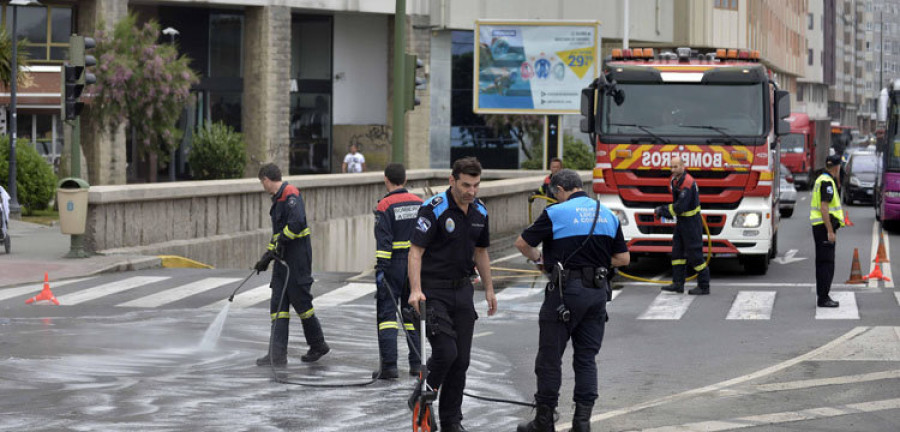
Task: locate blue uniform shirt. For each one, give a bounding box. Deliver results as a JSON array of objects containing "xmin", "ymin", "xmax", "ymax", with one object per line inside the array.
[{"xmin": 411, "ymin": 188, "xmax": 489, "ymax": 281}]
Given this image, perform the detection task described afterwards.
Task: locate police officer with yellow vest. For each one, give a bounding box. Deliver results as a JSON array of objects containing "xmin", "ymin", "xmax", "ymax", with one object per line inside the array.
[{"xmin": 810, "ymin": 155, "xmax": 844, "ymax": 308}]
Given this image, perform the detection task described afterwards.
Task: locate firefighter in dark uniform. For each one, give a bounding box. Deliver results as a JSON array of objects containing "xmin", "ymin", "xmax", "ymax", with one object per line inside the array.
[
  {"xmin": 811, "ymin": 155, "xmax": 844, "ymax": 308},
  {"xmin": 372, "ymin": 163, "xmax": 423, "ymax": 379},
  {"xmin": 407, "ymin": 157, "xmax": 498, "ymax": 432},
  {"xmin": 655, "ymin": 155, "xmax": 711, "ymax": 295},
  {"xmin": 514, "ymin": 169, "xmax": 630, "ymax": 432},
  {"xmin": 254, "ymin": 163, "xmax": 330, "ymax": 367},
  {"xmin": 536, "ymin": 158, "xmax": 564, "ymax": 201}
]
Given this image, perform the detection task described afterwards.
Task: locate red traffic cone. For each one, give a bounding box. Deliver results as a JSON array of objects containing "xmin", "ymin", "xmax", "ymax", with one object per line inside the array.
[
  {"xmin": 845, "ymin": 248, "xmax": 866, "ymax": 284},
  {"xmin": 25, "ymin": 272, "xmax": 60, "ymax": 305},
  {"xmin": 844, "ymin": 212, "xmax": 855, "ymax": 227},
  {"xmin": 863, "ymin": 262, "xmax": 892, "ymax": 282},
  {"xmin": 874, "ymin": 232, "xmax": 890, "ymax": 263}
]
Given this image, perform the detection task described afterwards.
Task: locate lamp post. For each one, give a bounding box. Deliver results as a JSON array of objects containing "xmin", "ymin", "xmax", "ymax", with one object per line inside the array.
[
  {"xmin": 161, "ymin": 27, "xmax": 179, "ymax": 182},
  {"xmin": 6, "ymin": 0, "xmax": 41, "ymax": 219}
]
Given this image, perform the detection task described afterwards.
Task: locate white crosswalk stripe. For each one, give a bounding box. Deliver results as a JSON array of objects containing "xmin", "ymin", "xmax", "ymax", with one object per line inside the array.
[
  {"xmin": 815, "ymin": 291, "xmax": 859, "ymax": 319},
  {"xmin": 726, "ymin": 291, "xmax": 776, "ymax": 320},
  {"xmin": 204, "ymin": 284, "xmax": 271, "ymax": 309},
  {"xmin": 314, "ymin": 282, "xmax": 376, "ymax": 308},
  {"xmin": 117, "ymin": 277, "xmax": 241, "ymax": 308},
  {"xmin": 0, "ymin": 277, "xmax": 94, "ymax": 302},
  {"xmin": 638, "ymin": 293, "xmax": 696, "ymax": 320},
  {"xmin": 56, "ymin": 276, "xmax": 170, "ymax": 305}
]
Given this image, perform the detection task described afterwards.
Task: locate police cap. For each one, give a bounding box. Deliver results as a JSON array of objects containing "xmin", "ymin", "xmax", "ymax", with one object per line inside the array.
[{"xmin": 825, "ymin": 154, "xmax": 841, "ymax": 167}]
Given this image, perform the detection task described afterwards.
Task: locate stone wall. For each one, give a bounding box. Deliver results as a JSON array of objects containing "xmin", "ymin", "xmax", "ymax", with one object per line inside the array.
[{"xmin": 83, "ymin": 170, "xmax": 585, "ymax": 272}]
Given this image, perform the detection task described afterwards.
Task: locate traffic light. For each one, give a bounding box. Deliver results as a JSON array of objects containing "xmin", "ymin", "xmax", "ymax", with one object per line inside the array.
[
  {"xmin": 405, "ymin": 53, "xmax": 426, "ymax": 111},
  {"xmin": 62, "ymin": 35, "xmax": 96, "ymax": 120}
]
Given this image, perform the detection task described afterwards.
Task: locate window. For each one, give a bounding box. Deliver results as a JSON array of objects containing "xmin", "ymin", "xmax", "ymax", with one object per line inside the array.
[
  {"xmin": 714, "ymin": 0, "xmax": 738, "ymax": 11},
  {"xmin": 797, "ymin": 84, "xmax": 804, "ymax": 102},
  {"xmin": 808, "ymin": 48, "xmax": 814, "ymax": 66},
  {"xmin": 808, "ymin": 13, "xmax": 814, "ymax": 30},
  {"xmin": 2, "ymin": 4, "xmax": 72, "ymax": 62},
  {"xmin": 208, "ymin": 14, "xmax": 243, "ymax": 78}
]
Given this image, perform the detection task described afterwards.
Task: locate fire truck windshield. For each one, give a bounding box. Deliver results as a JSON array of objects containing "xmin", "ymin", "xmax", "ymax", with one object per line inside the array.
[
  {"xmin": 600, "ymin": 82, "xmax": 765, "ymax": 138},
  {"xmin": 780, "ymin": 134, "xmax": 805, "ymax": 154}
]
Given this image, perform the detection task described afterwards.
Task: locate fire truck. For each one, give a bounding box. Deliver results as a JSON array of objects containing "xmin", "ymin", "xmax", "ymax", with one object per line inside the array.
[{"xmin": 579, "ymin": 47, "xmax": 791, "ymax": 274}]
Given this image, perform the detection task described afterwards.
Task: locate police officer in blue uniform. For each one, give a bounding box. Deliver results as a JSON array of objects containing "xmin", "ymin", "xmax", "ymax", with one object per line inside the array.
[
  {"xmin": 372, "ymin": 163, "xmax": 423, "ymax": 379},
  {"xmin": 407, "ymin": 157, "xmax": 498, "ymax": 432},
  {"xmin": 254, "ymin": 163, "xmax": 329, "ymax": 367},
  {"xmin": 655, "ymin": 155, "xmax": 711, "ymax": 295},
  {"xmin": 515, "ymin": 169, "xmax": 630, "ymax": 432}
]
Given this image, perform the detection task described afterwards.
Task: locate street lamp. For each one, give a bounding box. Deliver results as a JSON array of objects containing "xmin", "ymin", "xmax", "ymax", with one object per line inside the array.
[
  {"xmin": 6, "ymin": 0, "xmax": 41, "ymax": 219},
  {"xmin": 161, "ymin": 27, "xmax": 179, "ymax": 181}
]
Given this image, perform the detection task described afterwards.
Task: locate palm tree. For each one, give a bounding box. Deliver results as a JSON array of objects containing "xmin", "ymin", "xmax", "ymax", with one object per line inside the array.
[{"xmin": 0, "ymin": 29, "xmax": 30, "ymax": 89}]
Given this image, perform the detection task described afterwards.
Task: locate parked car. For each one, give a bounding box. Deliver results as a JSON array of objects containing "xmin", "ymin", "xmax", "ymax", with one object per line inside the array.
[
  {"xmin": 842, "ymin": 151, "xmax": 878, "ymax": 204},
  {"xmin": 778, "ymin": 163, "xmax": 796, "ymax": 218}
]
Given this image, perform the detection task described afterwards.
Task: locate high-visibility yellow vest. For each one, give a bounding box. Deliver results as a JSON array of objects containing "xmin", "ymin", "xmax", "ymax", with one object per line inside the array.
[{"xmin": 810, "ymin": 173, "xmax": 845, "ymax": 227}]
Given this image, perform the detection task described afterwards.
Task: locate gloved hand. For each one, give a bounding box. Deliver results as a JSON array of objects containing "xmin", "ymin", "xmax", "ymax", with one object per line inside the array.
[
  {"xmin": 654, "ymin": 206, "xmax": 669, "ymax": 220},
  {"xmin": 375, "ymin": 270, "xmax": 385, "ymax": 288},
  {"xmin": 255, "ymin": 251, "xmax": 275, "ymax": 274},
  {"xmin": 274, "ymin": 240, "xmax": 285, "ymax": 258}
]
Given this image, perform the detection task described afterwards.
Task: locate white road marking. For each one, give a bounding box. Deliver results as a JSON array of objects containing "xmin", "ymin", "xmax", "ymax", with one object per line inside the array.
[
  {"xmin": 753, "ymin": 369, "xmax": 900, "ymax": 392},
  {"xmin": 497, "ymin": 284, "xmax": 544, "ymax": 301},
  {"xmin": 0, "ymin": 277, "xmax": 94, "ymax": 302},
  {"xmin": 638, "ymin": 293, "xmax": 695, "ymax": 320},
  {"xmin": 473, "ymin": 331, "xmax": 493, "ymax": 338},
  {"xmin": 621, "ymin": 281, "xmax": 865, "ymax": 288},
  {"xmin": 815, "ymin": 291, "xmax": 859, "ymax": 319},
  {"xmin": 492, "ymin": 252, "xmax": 525, "ymax": 264},
  {"xmin": 611, "ymin": 289, "xmax": 623, "ymax": 301},
  {"xmin": 726, "ymin": 291, "xmax": 776, "ymax": 320},
  {"xmin": 579, "ymin": 326, "xmax": 868, "ymax": 425},
  {"xmin": 636, "ymin": 397, "xmax": 900, "ymax": 431},
  {"xmin": 895, "ymin": 292, "xmax": 900, "ymax": 307},
  {"xmin": 117, "ymin": 277, "xmax": 241, "ymax": 308},
  {"xmin": 205, "ymin": 283, "xmax": 272, "ymax": 309},
  {"xmin": 314, "ymin": 282, "xmax": 375, "ymax": 308},
  {"xmin": 868, "ymin": 221, "xmax": 894, "ymax": 288},
  {"xmin": 56, "ymin": 276, "xmax": 170, "ymax": 305}
]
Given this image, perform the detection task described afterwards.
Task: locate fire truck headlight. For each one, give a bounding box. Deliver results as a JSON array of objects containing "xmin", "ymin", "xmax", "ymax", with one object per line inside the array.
[
  {"xmin": 612, "ymin": 209, "xmax": 628, "ymax": 226},
  {"xmin": 733, "ymin": 212, "xmax": 762, "ymax": 228}
]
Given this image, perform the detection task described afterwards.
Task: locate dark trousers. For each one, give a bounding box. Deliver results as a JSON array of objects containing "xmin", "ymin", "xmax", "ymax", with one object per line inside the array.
[
  {"xmin": 812, "ymin": 224, "xmax": 836, "ymax": 300},
  {"xmin": 269, "ymin": 256, "xmax": 325, "ymax": 353},
  {"xmin": 534, "ymin": 278, "xmax": 607, "ymax": 408},
  {"xmin": 672, "ymin": 217, "xmax": 710, "ymax": 288},
  {"xmin": 423, "ymin": 281, "xmax": 477, "ymax": 426},
  {"xmin": 375, "ymin": 258, "xmax": 420, "ymax": 368}
]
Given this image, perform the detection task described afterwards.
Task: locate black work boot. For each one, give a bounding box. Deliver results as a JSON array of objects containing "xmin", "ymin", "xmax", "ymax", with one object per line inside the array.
[
  {"xmin": 257, "ymin": 317, "xmax": 289, "ymax": 367},
  {"xmin": 442, "ymin": 423, "xmax": 469, "ymax": 432},
  {"xmin": 517, "ymin": 404, "xmax": 556, "ymax": 432},
  {"xmin": 571, "ymin": 402, "xmax": 593, "ymax": 432},
  {"xmin": 372, "ymin": 363, "xmax": 399, "ymax": 379},
  {"xmin": 660, "ymin": 283, "xmax": 684, "ymax": 293},
  {"xmin": 300, "ymin": 315, "xmax": 330, "ymax": 362},
  {"xmin": 688, "ymin": 286, "xmax": 710, "ymax": 295}
]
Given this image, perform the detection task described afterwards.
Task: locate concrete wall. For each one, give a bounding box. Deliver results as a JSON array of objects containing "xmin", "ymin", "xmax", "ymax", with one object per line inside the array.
[{"xmin": 84, "ymin": 170, "xmax": 575, "ymax": 272}]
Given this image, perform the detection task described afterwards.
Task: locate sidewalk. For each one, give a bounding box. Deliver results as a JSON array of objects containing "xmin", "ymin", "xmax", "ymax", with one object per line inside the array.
[{"xmin": 0, "ymin": 218, "xmax": 160, "ymax": 288}]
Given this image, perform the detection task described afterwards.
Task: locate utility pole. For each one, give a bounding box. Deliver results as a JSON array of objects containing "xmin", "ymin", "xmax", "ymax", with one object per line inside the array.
[{"xmin": 391, "ymin": 0, "xmax": 406, "ymax": 164}]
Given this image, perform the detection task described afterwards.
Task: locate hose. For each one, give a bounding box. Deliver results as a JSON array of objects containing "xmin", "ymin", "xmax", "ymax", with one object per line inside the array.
[
  {"xmin": 227, "ymin": 270, "xmax": 257, "ymax": 302},
  {"xmin": 615, "ymin": 216, "xmax": 713, "ymax": 284},
  {"xmin": 528, "ymin": 194, "xmax": 558, "ymax": 225}
]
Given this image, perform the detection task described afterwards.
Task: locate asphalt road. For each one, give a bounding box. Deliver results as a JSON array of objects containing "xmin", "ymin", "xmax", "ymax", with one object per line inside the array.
[{"xmin": 0, "ymin": 191, "xmax": 898, "ymax": 431}]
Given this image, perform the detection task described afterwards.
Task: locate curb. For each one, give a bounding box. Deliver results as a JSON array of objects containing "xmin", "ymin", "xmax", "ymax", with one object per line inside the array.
[{"xmin": 89, "ymin": 256, "xmax": 163, "ymax": 276}]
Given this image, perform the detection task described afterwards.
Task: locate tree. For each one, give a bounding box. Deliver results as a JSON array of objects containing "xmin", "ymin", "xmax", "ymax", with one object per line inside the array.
[
  {"xmin": 0, "ymin": 28, "xmax": 31, "ymax": 89},
  {"xmin": 484, "ymin": 114, "xmax": 544, "ymax": 161},
  {"xmin": 90, "ymin": 14, "xmax": 199, "ymax": 162}
]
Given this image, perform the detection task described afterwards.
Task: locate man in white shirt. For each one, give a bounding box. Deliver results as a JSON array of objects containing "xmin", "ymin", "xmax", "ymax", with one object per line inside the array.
[
  {"xmin": 342, "ymin": 144, "xmax": 366, "ymax": 173},
  {"xmin": 0, "ymin": 185, "xmax": 10, "ymax": 238}
]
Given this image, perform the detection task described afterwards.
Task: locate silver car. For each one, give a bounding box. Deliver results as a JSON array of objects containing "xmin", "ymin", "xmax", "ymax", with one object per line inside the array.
[{"xmin": 779, "ymin": 163, "xmax": 797, "ymax": 218}]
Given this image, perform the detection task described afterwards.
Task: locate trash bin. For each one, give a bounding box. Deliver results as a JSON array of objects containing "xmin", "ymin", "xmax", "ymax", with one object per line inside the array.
[{"xmin": 57, "ymin": 177, "xmax": 90, "ymax": 235}]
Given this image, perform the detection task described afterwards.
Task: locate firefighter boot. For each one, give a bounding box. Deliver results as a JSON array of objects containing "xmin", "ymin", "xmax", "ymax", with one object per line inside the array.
[
  {"xmin": 300, "ymin": 315, "xmax": 330, "ymax": 362},
  {"xmin": 688, "ymin": 286, "xmax": 710, "ymax": 295},
  {"xmin": 571, "ymin": 402, "xmax": 593, "ymax": 432},
  {"xmin": 517, "ymin": 404, "xmax": 556, "ymax": 432},
  {"xmin": 662, "ymin": 265, "xmax": 686, "ymax": 293},
  {"xmin": 373, "ymin": 326, "xmax": 399, "ymax": 379},
  {"xmin": 256, "ymin": 318, "xmax": 289, "ymax": 367}
]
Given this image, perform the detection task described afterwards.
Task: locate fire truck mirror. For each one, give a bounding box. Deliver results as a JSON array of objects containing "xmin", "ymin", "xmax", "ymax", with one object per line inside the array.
[
  {"xmin": 774, "ymin": 90, "xmax": 791, "ymax": 137},
  {"xmin": 580, "ymin": 88, "xmax": 596, "ymax": 133}
]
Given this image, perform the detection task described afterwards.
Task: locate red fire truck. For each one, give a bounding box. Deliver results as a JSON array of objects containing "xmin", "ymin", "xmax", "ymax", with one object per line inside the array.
[
  {"xmin": 580, "ymin": 47, "xmax": 791, "ymax": 274},
  {"xmin": 782, "ymin": 113, "xmax": 816, "ymax": 189}
]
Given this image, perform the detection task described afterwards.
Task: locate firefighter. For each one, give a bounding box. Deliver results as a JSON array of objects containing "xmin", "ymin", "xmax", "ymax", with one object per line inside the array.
[
  {"xmin": 810, "ymin": 155, "xmax": 844, "ymax": 308},
  {"xmin": 407, "ymin": 157, "xmax": 498, "ymax": 432},
  {"xmin": 537, "ymin": 158, "xmax": 564, "ymax": 201},
  {"xmin": 514, "ymin": 169, "xmax": 630, "ymax": 432},
  {"xmin": 254, "ymin": 163, "xmax": 330, "ymax": 367},
  {"xmin": 372, "ymin": 163, "xmax": 423, "ymax": 379},
  {"xmin": 655, "ymin": 155, "xmax": 711, "ymax": 295}
]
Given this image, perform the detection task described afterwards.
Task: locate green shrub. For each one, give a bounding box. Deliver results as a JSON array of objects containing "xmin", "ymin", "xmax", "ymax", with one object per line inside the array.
[
  {"xmin": 0, "ymin": 136, "xmax": 57, "ymax": 215},
  {"xmin": 520, "ymin": 134, "xmax": 595, "ymax": 171},
  {"xmin": 188, "ymin": 122, "xmax": 247, "ymax": 180}
]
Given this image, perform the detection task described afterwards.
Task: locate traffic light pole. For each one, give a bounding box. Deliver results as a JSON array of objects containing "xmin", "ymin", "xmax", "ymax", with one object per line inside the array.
[
  {"xmin": 391, "ymin": 0, "xmax": 406, "ymax": 164},
  {"xmin": 7, "ymin": 4, "xmax": 21, "ymax": 219}
]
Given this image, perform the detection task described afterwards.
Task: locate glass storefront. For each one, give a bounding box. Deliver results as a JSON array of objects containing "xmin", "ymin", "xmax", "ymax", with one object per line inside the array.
[{"xmin": 289, "ymin": 15, "xmax": 333, "ymax": 175}]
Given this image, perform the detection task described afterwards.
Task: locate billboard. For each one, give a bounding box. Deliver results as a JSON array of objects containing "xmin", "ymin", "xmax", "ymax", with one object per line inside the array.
[{"xmin": 474, "ymin": 20, "xmax": 601, "ymax": 115}]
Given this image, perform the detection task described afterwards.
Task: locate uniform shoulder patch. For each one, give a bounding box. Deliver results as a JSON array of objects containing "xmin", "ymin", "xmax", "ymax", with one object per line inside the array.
[
  {"xmin": 416, "ymin": 216, "xmax": 432, "ymax": 233},
  {"xmin": 430, "ymin": 196, "xmax": 444, "ymax": 206}
]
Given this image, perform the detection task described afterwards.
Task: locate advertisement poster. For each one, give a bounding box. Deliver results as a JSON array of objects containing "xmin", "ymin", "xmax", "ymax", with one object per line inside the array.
[{"xmin": 474, "ymin": 20, "xmax": 600, "ymax": 114}]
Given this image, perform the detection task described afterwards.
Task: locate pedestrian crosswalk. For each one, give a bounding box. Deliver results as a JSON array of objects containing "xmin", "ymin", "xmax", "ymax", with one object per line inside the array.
[{"xmin": 2, "ymin": 273, "xmax": 897, "ymax": 321}]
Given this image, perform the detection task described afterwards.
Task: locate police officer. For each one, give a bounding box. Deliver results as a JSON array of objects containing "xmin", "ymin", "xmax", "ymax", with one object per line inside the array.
[
  {"xmin": 811, "ymin": 155, "xmax": 844, "ymax": 308},
  {"xmin": 655, "ymin": 155, "xmax": 711, "ymax": 295},
  {"xmin": 254, "ymin": 163, "xmax": 330, "ymax": 367},
  {"xmin": 372, "ymin": 163, "xmax": 423, "ymax": 379},
  {"xmin": 514, "ymin": 169, "xmax": 630, "ymax": 432},
  {"xmin": 407, "ymin": 157, "xmax": 498, "ymax": 432}
]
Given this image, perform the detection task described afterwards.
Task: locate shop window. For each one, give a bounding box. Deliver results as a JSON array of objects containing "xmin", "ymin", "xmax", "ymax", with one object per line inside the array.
[
  {"xmin": 2, "ymin": 4, "xmax": 72, "ymax": 62},
  {"xmin": 209, "ymin": 14, "xmax": 242, "ymax": 78}
]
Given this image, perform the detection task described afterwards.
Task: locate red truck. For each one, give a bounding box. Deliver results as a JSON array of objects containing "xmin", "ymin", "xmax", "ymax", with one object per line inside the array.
[{"xmin": 782, "ymin": 113, "xmax": 815, "ymax": 189}]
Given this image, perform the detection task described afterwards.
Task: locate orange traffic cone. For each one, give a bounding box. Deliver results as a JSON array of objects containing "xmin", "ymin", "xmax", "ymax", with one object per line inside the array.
[
  {"xmin": 874, "ymin": 232, "xmax": 890, "ymax": 263},
  {"xmin": 25, "ymin": 272, "xmax": 60, "ymax": 305},
  {"xmin": 844, "ymin": 212, "xmax": 855, "ymax": 227},
  {"xmin": 863, "ymin": 262, "xmax": 892, "ymax": 282},
  {"xmin": 845, "ymin": 248, "xmax": 866, "ymax": 284}
]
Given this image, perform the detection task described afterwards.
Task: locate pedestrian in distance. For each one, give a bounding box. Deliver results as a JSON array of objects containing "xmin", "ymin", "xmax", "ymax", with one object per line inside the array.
[
  {"xmin": 407, "ymin": 156, "xmax": 498, "ymax": 432},
  {"xmin": 342, "ymin": 143, "xmax": 366, "ymax": 173},
  {"xmin": 537, "ymin": 157, "xmax": 564, "ymax": 201},
  {"xmin": 254, "ymin": 163, "xmax": 330, "ymax": 367},
  {"xmin": 811, "ymin": 154, "xmax": 845, "ymax": 308},
  {"xmin": 655, "ymin": 155, "xmax": 711, "ymax": 295},
  {"xmin": 514, "ymin": 169, "xmax": 630, "ymax": 432},
  {"xmin": 372, "ymin": 162, "xmax": 423, "ymax": 379}
]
